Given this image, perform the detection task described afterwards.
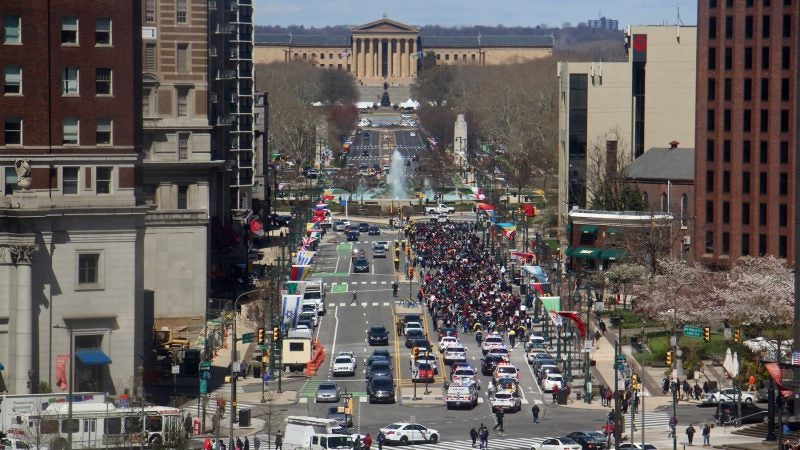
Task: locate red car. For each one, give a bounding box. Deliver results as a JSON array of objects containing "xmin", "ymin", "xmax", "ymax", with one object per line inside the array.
[{"xmin": 412, "ymin": 362, "xmax": 435, "ymax": 383}]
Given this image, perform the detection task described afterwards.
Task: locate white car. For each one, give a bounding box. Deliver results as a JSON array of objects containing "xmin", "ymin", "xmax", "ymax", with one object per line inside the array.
[
  {"xmin": 443, "ymin": 346, "xmax": 467, "ymax": 364},
  {"xmin": 542, "ymin": 373, "xmax": 564, "ymax": 392},
  {"xmin": 332, "ymin": 354, "xmax": 357, "ymax": 376},
  {"xmin": 493, "ymin": 364, "xmax": 519, "ymax": 382},
  {"xmin": 451, "ymin": 365, "xmax": 480, "ymax": 389},
  {"xmin": 376, "ymin": 240, "xmax": 390, "ymax": 250},
  {"xmin": 481, "ymin": 335, "xmax": 504, "ymax": 354},
  {"xmin": 438, "ymin": 336, "xmax": 460, "ymax": 352},
  {"xmin": 379, "ymin": 422, "xmax": 440, "ymax": 445},
  {"xmin": 701, "ymin": 388, "xmax": 757, "ymax": 404},
  {"xmin": 487, "ymin": 347, "xmax": 510, "ymax": 363},
  {"xmin": 404, "ymin": 321, "xmax": 423, "ymax": 335},
  {"xmin": 532, "ymin": 437, "xmax": 582, "ymax": 450},
  {"xmin": 411, "ymin": 353, "xmax": 439, "ymax": 374},
  {"xmin": 490, "ymin": 390, "xmax": 521, "ymax": 412},
  {"xmin": 618, "ymin": 443, "xmax": 658, "ymax": 449}
]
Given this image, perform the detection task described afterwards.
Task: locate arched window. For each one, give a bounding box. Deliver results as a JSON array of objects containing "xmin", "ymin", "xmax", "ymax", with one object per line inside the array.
[
  {"xmin": 642, "ymin": 192, "xmax": 648, "ymax": 208},
  {"xmin": 660, "ymin": 193, "xmax": 668, "ymax": 212},
  {"xmin": 680, "ymin": 194, "xmax": 689, "ymax": 227}
]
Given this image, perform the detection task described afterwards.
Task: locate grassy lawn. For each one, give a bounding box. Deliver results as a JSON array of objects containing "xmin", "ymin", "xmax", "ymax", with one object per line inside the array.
[
  {"xmin": 635, "ymin": 331, "xmax": 729, "ymax": 372},
  {"xmin": 598, "ymin": 308, "xmax": 660, "ymax": 330}
]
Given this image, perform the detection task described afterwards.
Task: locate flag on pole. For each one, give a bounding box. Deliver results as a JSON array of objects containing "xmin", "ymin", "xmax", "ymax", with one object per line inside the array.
[{"xmin": 548, "ymin": 310, "xmax": 563, "ymax": 327}]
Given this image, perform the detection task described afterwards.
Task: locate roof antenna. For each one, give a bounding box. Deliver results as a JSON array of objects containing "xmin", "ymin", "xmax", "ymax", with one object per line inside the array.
[
  {"xmin": 383, "ymin": 12, "xmax": 388, "ymax": 19},
  {"xmin": 676, "ymin": 2, "xmax": 685, "ymax": 25}
]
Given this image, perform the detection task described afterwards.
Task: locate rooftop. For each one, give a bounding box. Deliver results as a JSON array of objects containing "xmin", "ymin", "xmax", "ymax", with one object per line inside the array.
[{"xmin": 626, "ymin": 147, "xmax": 695, "ymax": 182}]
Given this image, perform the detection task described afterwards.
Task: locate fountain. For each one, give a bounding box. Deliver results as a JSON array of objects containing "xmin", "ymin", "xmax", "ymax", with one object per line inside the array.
[{"xmin": 389, "ymin": 150, "xmax": 409, "ymax": 199}]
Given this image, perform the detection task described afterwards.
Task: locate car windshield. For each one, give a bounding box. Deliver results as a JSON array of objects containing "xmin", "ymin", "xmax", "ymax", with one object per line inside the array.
[
  {"xmin": 495, "ymin": 392, "xmax": 511, "ymax": 399},
  {"xmin": 485, "ymin": 337, "xmax": 502, "ymax": 343},
  {"xmin": 371, "ymin": 326, "xmax": 386, "ymax": 334},
  {"xmin": 407, "ymin": 329, "xmax": 423, "ymax": 337},
  {"xmin": 385, "ymin": 424, "xmax": 402, "ymax": 430},
  {"xmin": 320, "ymin": 383, "xmax": 336, "ymax": 390},
  {"xmin": 455, "ymin": 369, "xmax": 475, "ymax": 376},
  {"xmin": 372, "ymin": 379, "xmax": 393, "ymax": 388},
  {"xmin": 372, "ymin": 362, "xmax": 390, "ymax": 369},
  {"xmin": 335, "ymin": 358, "xmax": 350, "ymax": 364},
  {"xmin": 449, "ymin": 347, "xmax": 466, "ymax": 353}
]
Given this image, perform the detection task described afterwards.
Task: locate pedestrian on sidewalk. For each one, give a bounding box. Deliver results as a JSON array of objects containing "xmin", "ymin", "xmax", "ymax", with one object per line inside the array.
[
  {"xmin": 469, "ymin": 427, "xmax": 478, "ymax": 448},
  {"xmin": 183, "ymin": 414, "xmax": 192, "ymax": 438},
  {"xmin": 244, "ymin": 437, "xmax": 249, "ymax": 450},
  {"xmin": 236, "ymin": 436, "xmax": 243, "ymax": 450},
  {"xmin": 594, "ymin": 330, "xmax": 602, "ymax": 348},
  {"xmin": 363, "ymin": 432, "xmax": 372, "ymax": 450},
  {"xmin": 662, "ymin": 377, "xmax": 670, "ymax": 394},
  {"xmin": 693, "ymin": 382, "xmax": 702, "ymax": 400},
  {"xmin": 532, "ymin": 404, "xmax": 540, "ymax": 423},
  {"xmin": 668, "ymin": 416, "xmax": 678, "ymax": 438},
  {"xmin": 599, "ymin": 320, "xmax": 607, "ymax": 334},
  {"xmin": 748, "ymin": 374, "xmax": 756, "ymax": 392},
  {"xmin": 552, "ymin": 384, "xmax": 559, "ymax": 404},
  {"xmin": 683, "ymin": 379, "xmax": 691, "ymax": 400},
  {"xmin": 685, "ymin": 424, "xmax": 696, "ymax": 446},
  {"xmin": 701, "ymin": 423, "xmax": 711, "ymax": 446}
]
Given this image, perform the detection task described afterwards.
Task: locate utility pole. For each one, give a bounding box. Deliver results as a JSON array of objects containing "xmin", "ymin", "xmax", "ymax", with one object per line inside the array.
[{"xmin": 613, "ymin": 339, "xmax": 621, "ymax": 449}]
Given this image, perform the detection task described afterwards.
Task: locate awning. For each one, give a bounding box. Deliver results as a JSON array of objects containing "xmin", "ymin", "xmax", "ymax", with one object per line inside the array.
[
  {"xmin": 569, "ymin": 247, "xmax": 600, "ymax": 259},
  {"xmin": 0, "ymin": 362, "xmax": 5, "ymax": 370},
  {"xmin": 581, "ymin": 225, "xmax": 598, "ymax": 234},
  {"xmin": 75, "ymin": 348, "xmax": 112, "ymax": 366},
  {"xmin": 606, "ymin": 227, "xmax": 622, "ymax": 235},
  {"xmin": 600, "ymin": 248, "xmax": 627, "ymax": 260}
]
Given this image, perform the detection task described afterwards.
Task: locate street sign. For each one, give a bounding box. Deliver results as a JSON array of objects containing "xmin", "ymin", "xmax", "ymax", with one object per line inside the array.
[
  {"xmin": 257, "ymin": 344, "xmax": 267, "ymax": 351},
  {"xmin": 340, "ymin": 393, "xmax": 353, "ymax": 400},
  {"xmin": 200, "ymin": 361, "xmax": 212, "ymax": 370},
  {"xmin": 201, "ymin": 371, "xmax": 211, "ymax": 380},
  {"xmin": 200, "ymin": 379, "xmax": 208, "ymax": 394},
  {"xmin": 171, "ymin": 365, "xmax": 180, "ymax": 375},
  {"xmin": 683, "ymin": 326, "xmax": 703, "ymax": 338},
  {"xmin": 242, "ymin": 332, "xmax": 254, "ymax": 343}
]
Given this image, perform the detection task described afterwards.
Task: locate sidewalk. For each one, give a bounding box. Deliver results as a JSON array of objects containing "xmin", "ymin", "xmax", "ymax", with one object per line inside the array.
[{"xmin": 627, "ymin": 424, "xmax": 768, "ymax": 449}]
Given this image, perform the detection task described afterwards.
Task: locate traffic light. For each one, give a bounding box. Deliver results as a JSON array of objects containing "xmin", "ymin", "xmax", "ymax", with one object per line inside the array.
[
  {"xmin": 272, "ymin": 326, "xmax": 280, "ymax": 342},
  {"xmin": 665, "ymin": 351, "xmax": 672, "ymax": 367},
  {"xmin": 631, "ymin": 374, "xmax": 639, "ymax": 391},
  {"xmin": 407, "ymin": 267, "xmax": 414, "ymax": 280},
  {"xmin": 257, "ymin": 327, "xmax": 265, "ymax": 345},
  {"xmin": 412, "ymin": 346, "xmax": 419, "ymax": 359},
  {"xmin": 703, "ymin": 327, "xmax": 711, "ymax": 343},
  {"xmin": 733, "ymin": 328, "xmax": 740, "ymax": 344}
]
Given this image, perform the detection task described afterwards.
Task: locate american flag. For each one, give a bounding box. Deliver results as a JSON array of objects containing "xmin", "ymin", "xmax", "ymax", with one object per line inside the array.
[{"xmin": 792, "ymin": 351, "xmax": 800, "ymax": 366}]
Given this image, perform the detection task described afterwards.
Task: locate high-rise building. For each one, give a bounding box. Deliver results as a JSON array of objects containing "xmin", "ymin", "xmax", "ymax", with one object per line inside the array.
[
  {"xmin": 587, "ymin": 16, "xmax": 619, "ymax": 31},
  {"xmin": 694, "ymin": 0, "xmax": 797, "ymax": 265},
  {"xmin": 0, "ymin": 1, "xmax": 143, "ymax": 394}
]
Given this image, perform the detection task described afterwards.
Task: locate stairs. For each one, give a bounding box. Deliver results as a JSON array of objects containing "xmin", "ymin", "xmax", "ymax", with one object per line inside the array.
[{"xmin": 731, "ymin": 422, "xmax": 800, "ymax": 440}]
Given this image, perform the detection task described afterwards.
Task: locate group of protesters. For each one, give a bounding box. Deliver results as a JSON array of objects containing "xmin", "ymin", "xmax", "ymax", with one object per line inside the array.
[{"xmin": 408, "ymin": 221, "xmax": 532, "ymax": 343}]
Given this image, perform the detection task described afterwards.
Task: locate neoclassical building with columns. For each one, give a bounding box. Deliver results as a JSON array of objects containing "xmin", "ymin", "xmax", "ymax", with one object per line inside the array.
[{"xmin": 254, "ymin": 18, "xmax": 554, "ymax": 86}]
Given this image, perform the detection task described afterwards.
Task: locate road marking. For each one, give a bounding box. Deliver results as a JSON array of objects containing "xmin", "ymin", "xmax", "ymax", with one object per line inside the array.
[
  {"xmin": 331, "ymin": 283, "xmax": 348, "ymax": 294},
  {"xmin": 371, "ymin": 302, "xmax": 379, "ymax": 306},
  {"xmin": 328, "ymin": 306, "xmax": 340, "ymax": 377}
]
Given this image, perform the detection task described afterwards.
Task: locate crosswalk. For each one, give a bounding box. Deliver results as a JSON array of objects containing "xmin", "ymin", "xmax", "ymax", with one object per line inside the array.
[
  {"xmin": 325, "ymin": 280, "xmax": 395, "ymax": 287},
  {"xmin": 335, "ymin": 302, "xmax": 392, "ymax": 307},
  {"xmin": 621, "ymin": 411, "xmax": 673, "ymax": 429},
  {"xmin": 404, "ymin": 436, "xmax": 546, "ymax": 450},
  {"xmin": 198, "ymin": 400, "xmax": 258, "ymax": 420}
]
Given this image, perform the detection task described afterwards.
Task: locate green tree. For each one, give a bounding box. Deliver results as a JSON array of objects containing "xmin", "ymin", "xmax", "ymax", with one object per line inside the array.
[{"xmin": 318, "ymin": 69, "xmax": 358, "ymax": 105}]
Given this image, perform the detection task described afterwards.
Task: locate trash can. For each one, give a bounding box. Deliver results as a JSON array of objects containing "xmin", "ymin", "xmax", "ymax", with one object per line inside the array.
[
  {"xmin": 238, "ymin": 408, "xmax": 251, "ymax": 427},
  {"xmin": 558, "ymin": 389, "xmax": 569, "ymax": 405},
  {"xmin": 253, "ymin": 365, "xmax": 261, "ymax": 379}
]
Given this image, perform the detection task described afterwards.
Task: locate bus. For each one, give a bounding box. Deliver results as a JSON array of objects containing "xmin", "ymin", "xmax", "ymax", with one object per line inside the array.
[{"xmin": 28, "ymin": 402, "xmax": 181, "ymax": 448}]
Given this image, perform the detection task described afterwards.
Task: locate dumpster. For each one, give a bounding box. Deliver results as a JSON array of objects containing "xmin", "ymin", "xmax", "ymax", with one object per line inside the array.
[
  {"xmin": 238, "ymin": 408, "xmax": 251, "ymax": 427},
  {"xmin": 253, "ymin": 364, "xmax": 261, "ymax": 379},
  {"xmin": 557, "ymin": 389, "xmax": 569, "ymax": 405}
]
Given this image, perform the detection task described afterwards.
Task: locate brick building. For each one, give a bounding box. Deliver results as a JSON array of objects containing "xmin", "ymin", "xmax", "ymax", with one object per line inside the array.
[{"xmin": 694, "ymin": 0, "xmax": 798, "ymax": 265}]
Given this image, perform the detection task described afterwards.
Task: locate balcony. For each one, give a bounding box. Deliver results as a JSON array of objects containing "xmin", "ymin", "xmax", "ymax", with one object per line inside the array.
[
  {"xmin": 216, "ymin": 115, "xmax": 235, "ymax": 126},
  {"xmin": 215, "ymin": 69, "xmax": 236, "ymax": 80}
]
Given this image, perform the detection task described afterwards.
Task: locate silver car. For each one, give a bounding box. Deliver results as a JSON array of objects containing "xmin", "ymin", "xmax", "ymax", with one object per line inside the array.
[{"xmin": 315, "ymin": 381, "xmax": 340, "ymax": 403}]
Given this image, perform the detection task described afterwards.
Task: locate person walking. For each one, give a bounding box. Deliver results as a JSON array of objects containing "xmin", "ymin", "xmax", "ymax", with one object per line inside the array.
[
  {"xmin": 748, "ymin": 374, "xmax": 756, "ymax": 392},
  {"xmin": 236, "ymin": 437, "xmax": 244, "ymax": 450},
  {"xmin": 686, "ymin": 424, "xmax": 696, "ymax": 446},
  {"xmin": 203, "ymin": 435, "xmax": 212, "ymax": 450},
  {"xmin": 244, "ymin": 437, "xmax": 250, "ymax": 450},
  {"xmin": 363, "ymin": 432, "xmax": 372, "ymax": 450},
  {"xmin": 479, "ymin": 425, "xmax": 489, "ymax": 449},
  {"xmin": 274, "ymin": 430, "xmax": 283, "ymax": 450},
  {"xmin": 351, "ymin": 290, "xmax": 358, "ymax": 305},
  {"xmin": 668, "ymin": 416, "xmax": 678, "ymax": 439},
  {"xmin": 183, "ymin": 414, "xmax": 193, "ymax": 438},
  {"xmin": 253, "ymin": 436, "xmax": 260, "ymax": 450},
  {"xmin": 532, "ymin": 404, "xmax": 540, "ymax": 423},
  {"xmin": 508, "ymin": 329, "xmax": 516, "ymax": 348},
  {"xmin": 492, "ymin": 406, "xmax": 505, "ymax": 432},
  {"xmin": 469, "ymin": 427, "xmax": 478, "ymax": 448},
  {"xmin": 376, "ymin": 431, "xmax": 385, "ymax": 450},
  {"xmin": 702, "ymin": 423, "xmax": 711, "ymax": 446}
]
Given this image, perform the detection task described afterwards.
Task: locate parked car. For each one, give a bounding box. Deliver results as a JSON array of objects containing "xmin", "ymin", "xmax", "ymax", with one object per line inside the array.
[
  {"xmin": 412, "ymin": 362, "xmax": 435, "ymax": 383},
  {"xmin": 532, "ymin": 437, "xmax": 583, "ymax": 450},
  {"xmin": 367, "ymin": 375, "xmax": 396, "ymax": 404},
  {"xmin": 565, "ymin": 431, "xmax": 607, "ymax": 450},
  {"xmin": 618, "ymin": 444, "xmax": 657, "ymax": 449},
  {"xmin": 368, "ymin": 326, "xmax": 389, "ymax": 345},
  {"xmin": 715, "ymin": 401, "xmax": 768, "ymax": 424},
  {"xmin": 379, "ymin": 423, "xmax": 440, "ymax": 445},
  {"xmin": 315, "ymin": 382, "xmax": 340, "ymax": 403},
  {"xmin": 368, "ymin": 226, "xmax": 381, "ymax": 235},
  {"xmin": 701, "ymin": 388, "xmax": 757, "ymax": 405},
  {"xmin": 346, "ymin": 231, "xmax": 359, "ymax": 241},
  {"xmin": 542, "ymin": 373, "xmax": 565, "ymax": 393}
]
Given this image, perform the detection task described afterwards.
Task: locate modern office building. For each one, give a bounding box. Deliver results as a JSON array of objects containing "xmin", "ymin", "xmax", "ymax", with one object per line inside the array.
[
  {"xmin": 587, "ymin": 16, "xmax": 620, "ymax": 31},
  {"xmin": 556, "ymin": 25, "xmax": 697, "ymax": 251},
  {"xmin": 0, "ymin": 1, "xmax": 143, "ymax": 394},
  {"xmin": 694, "ymin": 0, "xmax": 797, "ymax": 266}
]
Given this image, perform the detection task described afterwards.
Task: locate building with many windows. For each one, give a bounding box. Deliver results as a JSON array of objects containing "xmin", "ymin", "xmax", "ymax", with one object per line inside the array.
[
  {"xmin": 587, "ymin": 16, "xmax": 619, "ymax": 31},
  {"xmin": 0, "ymin": 1, "xmax": 143, "ymax": 394},
  {"xmin": 694, "ymin": 0, "xmax": 797, "ymax": 265}
]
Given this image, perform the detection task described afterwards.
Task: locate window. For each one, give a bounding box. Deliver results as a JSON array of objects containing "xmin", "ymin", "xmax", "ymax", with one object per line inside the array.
[
  {"xmin": 743, "ymin": 202, "xmax": 751, "ymax": 224},
  {"xmin": 723, "ymin": 109, "xmax": 731, "ymax": 131},
  {"xmin": 725, "ymin": 16, "xmax": 733, "ymax": 39},
  {"xmin": 680, "ymin": 194, "xmax": 688, "ymax": 227},
  {"xmin": 96, "ymin": 118, "xmax": 111, "ymax": 145},
  {"xmin": 660, "ymin": 193, "xmax": 668, "ymax": 212},
  {"xmin": 142, "ymin": 87, "xmax": 152, "ymax": 116},
  {"xmin": 763, "ymin": 15, "xmax": 771, "ymax": 38},
  {"xmin": 4, "ymin": 117, "xmax": 21, "ymax": 145},
  {"xmin": 707, "ymin": 109, "xmax": 715, "ymax": 131},
  {"xmin": 781, "ymin": 110, "xmax": 790, "ymax": 132},
  {"xmin": 742, "ymin": 234, "xmax": 750, "ymax": 256},
  {"xmin": 745, "ymin": 16, "xmax": 754, "ymax": 38},
  {"xmin": 721, "ymin": 232, "xmax": 730, "ymax": 255},
  {"xmin": 784, "ymin": 14, "xmax": 792, "ymax": 37},
  {"xmin": 95, "ymin": 68, "xmax": 111, "ymax": 95},
  {"xmin": 743, "ymin": 140, "xmax": 752, "ymax": 162},
  {"xmin": 145, "ymin": 44, "xmax": 157, "ymax": 71},
  {"xmin": 759, "ymin": 234, "xmax": 767, "ymax": 256},
  {"xmin": 3, "ymin": 15, "xmax": 20, "ymax": 44},
  {"xmin": 705, "ymin": 231, "xmax": 714, "ymax": 253},
  {"xmin": 62, "ymin": 67, "xmax": 78, "ymax": 95},
  {"xmin": 4, "ymin": 66, "xmax": 21, "ymax": 94},
  {"xmin": 96, "ymin": 167, "xmax": 112, "ymax": 194},
  {"xmin": 709, "ymin": 17, "xmax": 717, "ymax": 39},
  {"xmin": 762, "ymin": 46, "xmax": 770, "ymax": 69},
  {"xmin": 63, "ymin": 167, "xmax": 79, "ymax": 194},
  {"xmin": 61, "ymin": 17, "xmax": 78, "ymax": 44},
  {"xmin": 62, "ymin": 117, "xmax": 78, "ymax": 145},
  {"xmin": 706, "ymin": 201, "xmax": 714, "ymax": 222},
  {"xmin": 177, "ymin": 88, "xmax": 188, "ymax": 117},
  {"xmin": 177, "ymin": 44, "xmax": 188, "ymax": 73},
  {"xmin": 761, "ymin": 79, "xmax": 769, "ymax": 101},
  {"xmin": 780, "ymin": 141, "xmax": 788, "ymax": 163},
  {"xmin": 723, "ymin": 78, "xmax": 731, "ymax": 100},
  {"xmin": 724, "ymin": 141, "xmax": 731, "ymax": 164},
  {"xmin": 724, "ymin": 47, "xmax": 732, "ymax": 69},
  {"xmin": 77, "ymin": 252, "xmax": 100, "ymax": 286},
  {"xmin": 706, "ymin": 139, "xmax": 715, "ymax": 162},
  {"xmin": 744, "ymin": 78, "xmax": 752, "ymax": 100},
  {"xmin": 178, "ymin": 132, "xmax": 189, "ymax": 159},
  {"xmin": 760, "ymin": 140, "xmax": 768, "ymax": 163},
  {"xmin": 145, "ymin": 0, "xmax": 156, "ymax": 23},
  {"xmin": 780, "ymin": 204, "xmax": 788, "ymax": 226},
  {"xmin": 744, "ymin": 47, "xmax": 753, "ymax": 69},
  {"xmin": 743, "ymin": 172, "xmax": 751, "ymax": 193},
  {"xmin": 759, "ymin": 203, "xmax": 767, "ymax": 225},
  {"xmin": 760, "ymin": 109, "xmax": 768, "ymax": 132},
  {"xmin": 706, "ymin": 170, "xmax": 715, "ymax": 193},
  {"xmin": 760, "ymin": 172, "xmax": 768, "ymax": 194},
  {"xmin": 723, "ymin": 171, "xmax": 730, "ymax": 192},
  {"xmin": 722, "ymin": 202, "xmax": 731, "ymax": 224},
  {"xmin": 780, "ymin": 172, "xmax": 788, "ymax": 195},
  {"xmin": 177, "ymin": 185, "xmax": 188, "ymax": 209},
  {"xmin": 782, "ymin": 78, "xmax": 790, "ymax": 101},
  {"xmin": 743, "ymin": 110, "xmax": 752, "ymax": 132},
  {"xmin": 782, "ymin": 46, "xmax": 790, "ymax": 69},
  {"xmin": 61, "ymin": 419, "xmax": 79, "ymax": 434},
  {"xmin": 708, "ymin": 47, "xmax": 716, "ymax": 70},
  {"xmin": 4, "ymin": 167, "xmax": 16, "ymax": 195},
  {"xmin": 708, "ymin": 79, "xmax": 716, "ymax": 100},
  {"xmin": 177, "ymin": 0, "xmax": 187, "ymax": 23},
  {"xmin": 95, "ymin": 18, "xmax": 111, "ymax": 45},
  {"xmin": 711, "ymin": 0, "xmax": 718, "ymax": 6},
  {"xmin": 779, "ymin": 235, "xmax": 787, "ymax": 258}
]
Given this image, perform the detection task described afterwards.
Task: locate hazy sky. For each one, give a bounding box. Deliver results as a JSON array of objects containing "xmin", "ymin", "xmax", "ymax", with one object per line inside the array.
[{"xmin": 253, "ymin": 0, "xmax": 697, "ymax": 29}]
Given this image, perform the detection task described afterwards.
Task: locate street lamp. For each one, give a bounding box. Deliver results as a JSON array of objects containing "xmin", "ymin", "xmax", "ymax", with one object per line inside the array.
[
  {"xmin": 230, "ymin": 288, "xmax": 267, "ymax": 450},
  {"xmin": 583, "ymin": 285, "xmax": 593, "ymax": 404}
]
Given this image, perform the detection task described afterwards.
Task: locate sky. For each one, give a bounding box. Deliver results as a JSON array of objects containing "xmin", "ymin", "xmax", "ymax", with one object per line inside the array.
[{"xmin": 253, "ymin": 0, "xmax": 697, "ymax": 29}]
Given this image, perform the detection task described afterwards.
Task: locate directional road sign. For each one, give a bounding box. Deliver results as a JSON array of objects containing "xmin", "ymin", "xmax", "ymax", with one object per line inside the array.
[
  {"xmin": 200, "ymin": 379, "xmax": 208, "ymax": 394},
  {"xmin": 683, "ymin": 326, "xmax": 703, "ymax": 338}
]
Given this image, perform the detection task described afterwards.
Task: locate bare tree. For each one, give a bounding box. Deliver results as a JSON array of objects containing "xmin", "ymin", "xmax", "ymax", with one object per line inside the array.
[
  {"xmin": 318, "ymin": 69, "xmax": 358, "ymax": 106},
  {"xmin": 585, "ymin": 129, "xmax": 645, "ymax": 211}
]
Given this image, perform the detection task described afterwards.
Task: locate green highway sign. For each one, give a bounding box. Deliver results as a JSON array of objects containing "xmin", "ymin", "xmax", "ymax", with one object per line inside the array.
[
  {"xmin": 683, "ymin": 326, "xmax": 703, "ymax": 337},
  {"xmin": 199, "ymin": 379, "xmax": 208, "ymax": 394},
  {"xmin": 616, "ymin": 355, "xmax": 626, "ymax": 362},
  {"xmin": 241, "ymin": 332, "xmax": 254, "ymax": 343}
]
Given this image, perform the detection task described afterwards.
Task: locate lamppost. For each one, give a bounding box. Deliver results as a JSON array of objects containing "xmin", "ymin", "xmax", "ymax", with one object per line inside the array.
[
  {"xmin": 230, "ymin": 288, "xmax": 267, "ymax": 450},
  {"xmin": 53, "ymin": 324, "xmax": 75, "ymax": 450},
  {"xmin": 583, "ymin": 284, "xmax": 593, "ymax": 404}
]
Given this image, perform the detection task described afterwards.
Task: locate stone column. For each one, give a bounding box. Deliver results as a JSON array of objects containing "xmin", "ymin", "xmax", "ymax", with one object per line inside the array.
[
  {"xmin": 398, "ymin": 39, "xmax": 404, "ymax": 78},
  {"xmin": 10, "ymin": 245, "xmax": 36, "ymax": 394},
  {"xmin": 360, "ymin": 39, "xmax": 367, "ymax": 78},
  {"xmin": 392, "ymin": 40, "xmax": 398, "ymax": 77},
  {"xmin": 351, "ymin": 38, "xmax": 357, "ymax": 78},
  {"xmin": 377, "ymin": 39, "xmax": 383, "ymax": 79},
  {"xmin": 369, "ymin": 39, "xmax": 375, "ymax": 78},
  {"xmin": 410, "ymin": 39, "xmax": 417, "ymax": 77}
]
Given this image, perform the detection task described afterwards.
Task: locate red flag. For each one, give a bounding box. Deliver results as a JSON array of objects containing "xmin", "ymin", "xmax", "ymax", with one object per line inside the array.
[
  {"xmin": 56, "ymin": 355, "xmax": 69, "ymax": 391},
  {"xmin": 522, "ymin": 203, "xmax": 536, "ymax": 217},
  {"xmin": 556, "ymin": 311, "xmax": 587, "ymax": 338}
]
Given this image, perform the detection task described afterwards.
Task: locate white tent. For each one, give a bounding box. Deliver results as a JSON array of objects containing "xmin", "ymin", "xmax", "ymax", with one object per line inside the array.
[{"xmin": 399, "ymin": 98, "xmax": 420, "ymax": 110}]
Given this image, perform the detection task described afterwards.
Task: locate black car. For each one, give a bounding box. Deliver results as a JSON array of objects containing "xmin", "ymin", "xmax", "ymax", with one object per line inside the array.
[
  {"xmin": 346, "ymin": 231, "xmax": 359, "ymax": 242},
  {"xmin": 371, "ymin": 348, "xmax": 392, "ymax": 363},
  {"xmin": 353, "ymin": 257, "xmax": 369, "ymax": 273},
  {"xmin": 366, "ymin": 360, "xmax": 392, "ymax": 380},
  {"xmin": 367, "ymin": 375, "xmax": 395, "ymax": 403},
  {"xmin": 715, "ymin": 402, "xmax": 768, "ymax": 425},
  {"xmin": 481, "ymin": 355, "xmax": 504, "ymax": 376},
  {"xmin": 368, "ymin": 326, "xmax": 389, "ymax": 345},
  {"xmin": 357, "ymin": 222, "xmax": 370, "ymax": 232},
  {"xmin": 368, "ymin": 226, "xmax": 380, "ymax": 235},
  {"xmin": 566, "ymin": 431, "xmax": 607, "ymax": 450},
  {"xmin": 405, "ymin": 329, "xmax": 425, "ymax": 348},
  {"xmin": 403, "ymin": 314, "xmax": 422, "ymax": 326},
  {"xmin": 270, "ymin": 214, "xmax": 293, "ymax": 228}
]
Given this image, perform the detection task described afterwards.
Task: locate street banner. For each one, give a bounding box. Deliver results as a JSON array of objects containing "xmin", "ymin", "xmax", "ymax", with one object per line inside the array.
[
  {"xmin": 56, "ymin": 355, "xmax": 69, "ymax": 391},
  {"xmin": 290, "ymin": 265, "xmax": 311, "ymax": 281},
  {"xmin": 540, "ymin": 296, "xmax": 561, "ymax": 313},
  {"xmin": 281, "ymin": 294, "xmax": 303, "ymax": 329},
  {"xmin": 548, "ymin": 310, "xmax": 563, "ymax": 327}
]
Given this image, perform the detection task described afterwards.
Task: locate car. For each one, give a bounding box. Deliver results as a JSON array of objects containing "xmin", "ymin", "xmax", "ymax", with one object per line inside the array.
[
  {"xmin": 270, "ymin": 214, "xmax": 293, "ymax": 228},
  {"xmin": 376, "ymin": 240, "xmax": 390, "ymax": 250},
  {"xmin": 481, "ymin": 335, "xmax": 504, "ymax": 354},
  {"xmin": 536, "ymin": 364, "xmax": 561, "ymax": 380},
  {"xmin": 296, "ymin": 317, "xmax": 313, "ymax": 329},
  {"xmin": 412, "ymin": 362, "xmax": 435, "ymax": 382},
  {"xmin": 370, "ymin": 348, "xmax": 392, "ymax": 362},
  {"xmin": 366, "ymin": 359, "xmax": 392, "ymax": 380},
  {"xmin": 299, "ymin": 311, "xmax": 318, "ymax": 328},
  {"xmin": 413, "ymin": 353, "xmax": 439, "ymax": 374},
  {"xmin": 565, "ymin": 431, "xmax": 607, "ymax": 450},
  {"xmin": 346, "ymin": 231, "xmax": 359, "ymax": 241},
  {"xmin": 487, "ymin": 347, "xmax": 511, "ymax": 363},
  {"xmin": 445, "ymin": 382, "xmax": 478, "ymax": 409},
  {"xmin": 361, "ymin": 149, "xmax": 369, "ymax": 156},
  {"xmin": 494, "ymin": 376, "xmax": 519, "ymax": 396},
  {"xmin": 701, "ymin": 388, "xmax": 757, "ymax": 405},
  {"xmin": 443, "ymin": 346, "xmax": 468, "ymax": 365},
  {"xmin": 618, "ymin": 444, "xmax": 658, "ymax": 449},
  {"xmin": 715, "ymin": 401, "xmax": 768, "ymax": 424},
  {"xmin": 353, "ymin": 257, "xmax": 370, "ymax": 273},
  {"xmin": 490, "ymin": 390, "xmax": 521, "ymax": 412},
  {"xmin": 368, "ymin": 326, "xmax": 389, "ymax": 345},
  {"xmin": 332, "ymin": 355, "xmax": 356, "ymax": 376},
  {"xmin": 532, "ymin": 437, "xmax": 583, "ymax": 450},
  {"xmin": 493, "ymin": 364, "xmax": 519, "ymax": 382},
  {"xmin": 438, "ymin": 336, "xmax": 460, "ymax": 352},
  {"xmin": 481, "ymin": 354, "xmax": 504, "ymax": 376},
  {"xmin": 542, "ymin": 373, "xmax": 565, "ymax": 393},
  {"xmin": 403, "ymin": 313, "xmax": 422, "ymax": 325},
  {"xmin": 357, "ymin": 222, "xmax": 370, "ymax": 232},
  {"xmin": 438, "ymin": 327, "xmax": 458, "ymax": 340},
  {"xmin": 533, "ymin": 359, "xmax": 557, "ymax": 374},
  {"xmin": 315, "ymin": 382, "xmax": 340, "ymax": 403},
  {"xmin": 527, "ymin": 348, "xmax": 548, "ymax": 364},
  {"xmin": 367, "ymin": 375, "xmax": 396, "ymax": 403},
  {"xmin": 451, "ymin": 365, "xmax": 480, "ymax": 387},
  {"xmin": 532, "ymin": 352, "xmax": 555, "ymax": 362},
  {"xmin": 373, "ymin": 247, "xmax": 386, "ymax": 258},
  {"xmin": 326, "ymin": 406, "xmax": 353, "ymax": 428},
  {"xmin": 333, "ymin": 221, "xmax": 347, "ymax": 232},
  {"xmin": 405, "ymin": 329, "xmax": 425, "ymax": 348},
  {"xmin": 525, "ymin": 335, "xmax": 547, "ymax": 350},
  {"xmin": 404, "ymin": 321, "xmax": 423, "ymax": 335},
  {"xmin": 379, "ymin": 422, "xmax": 440, "ymax": 445},
  {"xmin": 368, "ymin": 225, "xmax": 380, "ymax": 235}
]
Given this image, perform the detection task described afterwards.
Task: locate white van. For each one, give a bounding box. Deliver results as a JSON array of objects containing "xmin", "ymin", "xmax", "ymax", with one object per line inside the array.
[
  {"xmin": 284, "ymin": 416, "xmax": 354, "ymax": 450},
  {"xmin": 303, "ymin": 280, "xmax": 326, "ymax": 315},
  {"xmin": 445, "ymin": 383, "xmax": 478, "ymax": 409}
]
